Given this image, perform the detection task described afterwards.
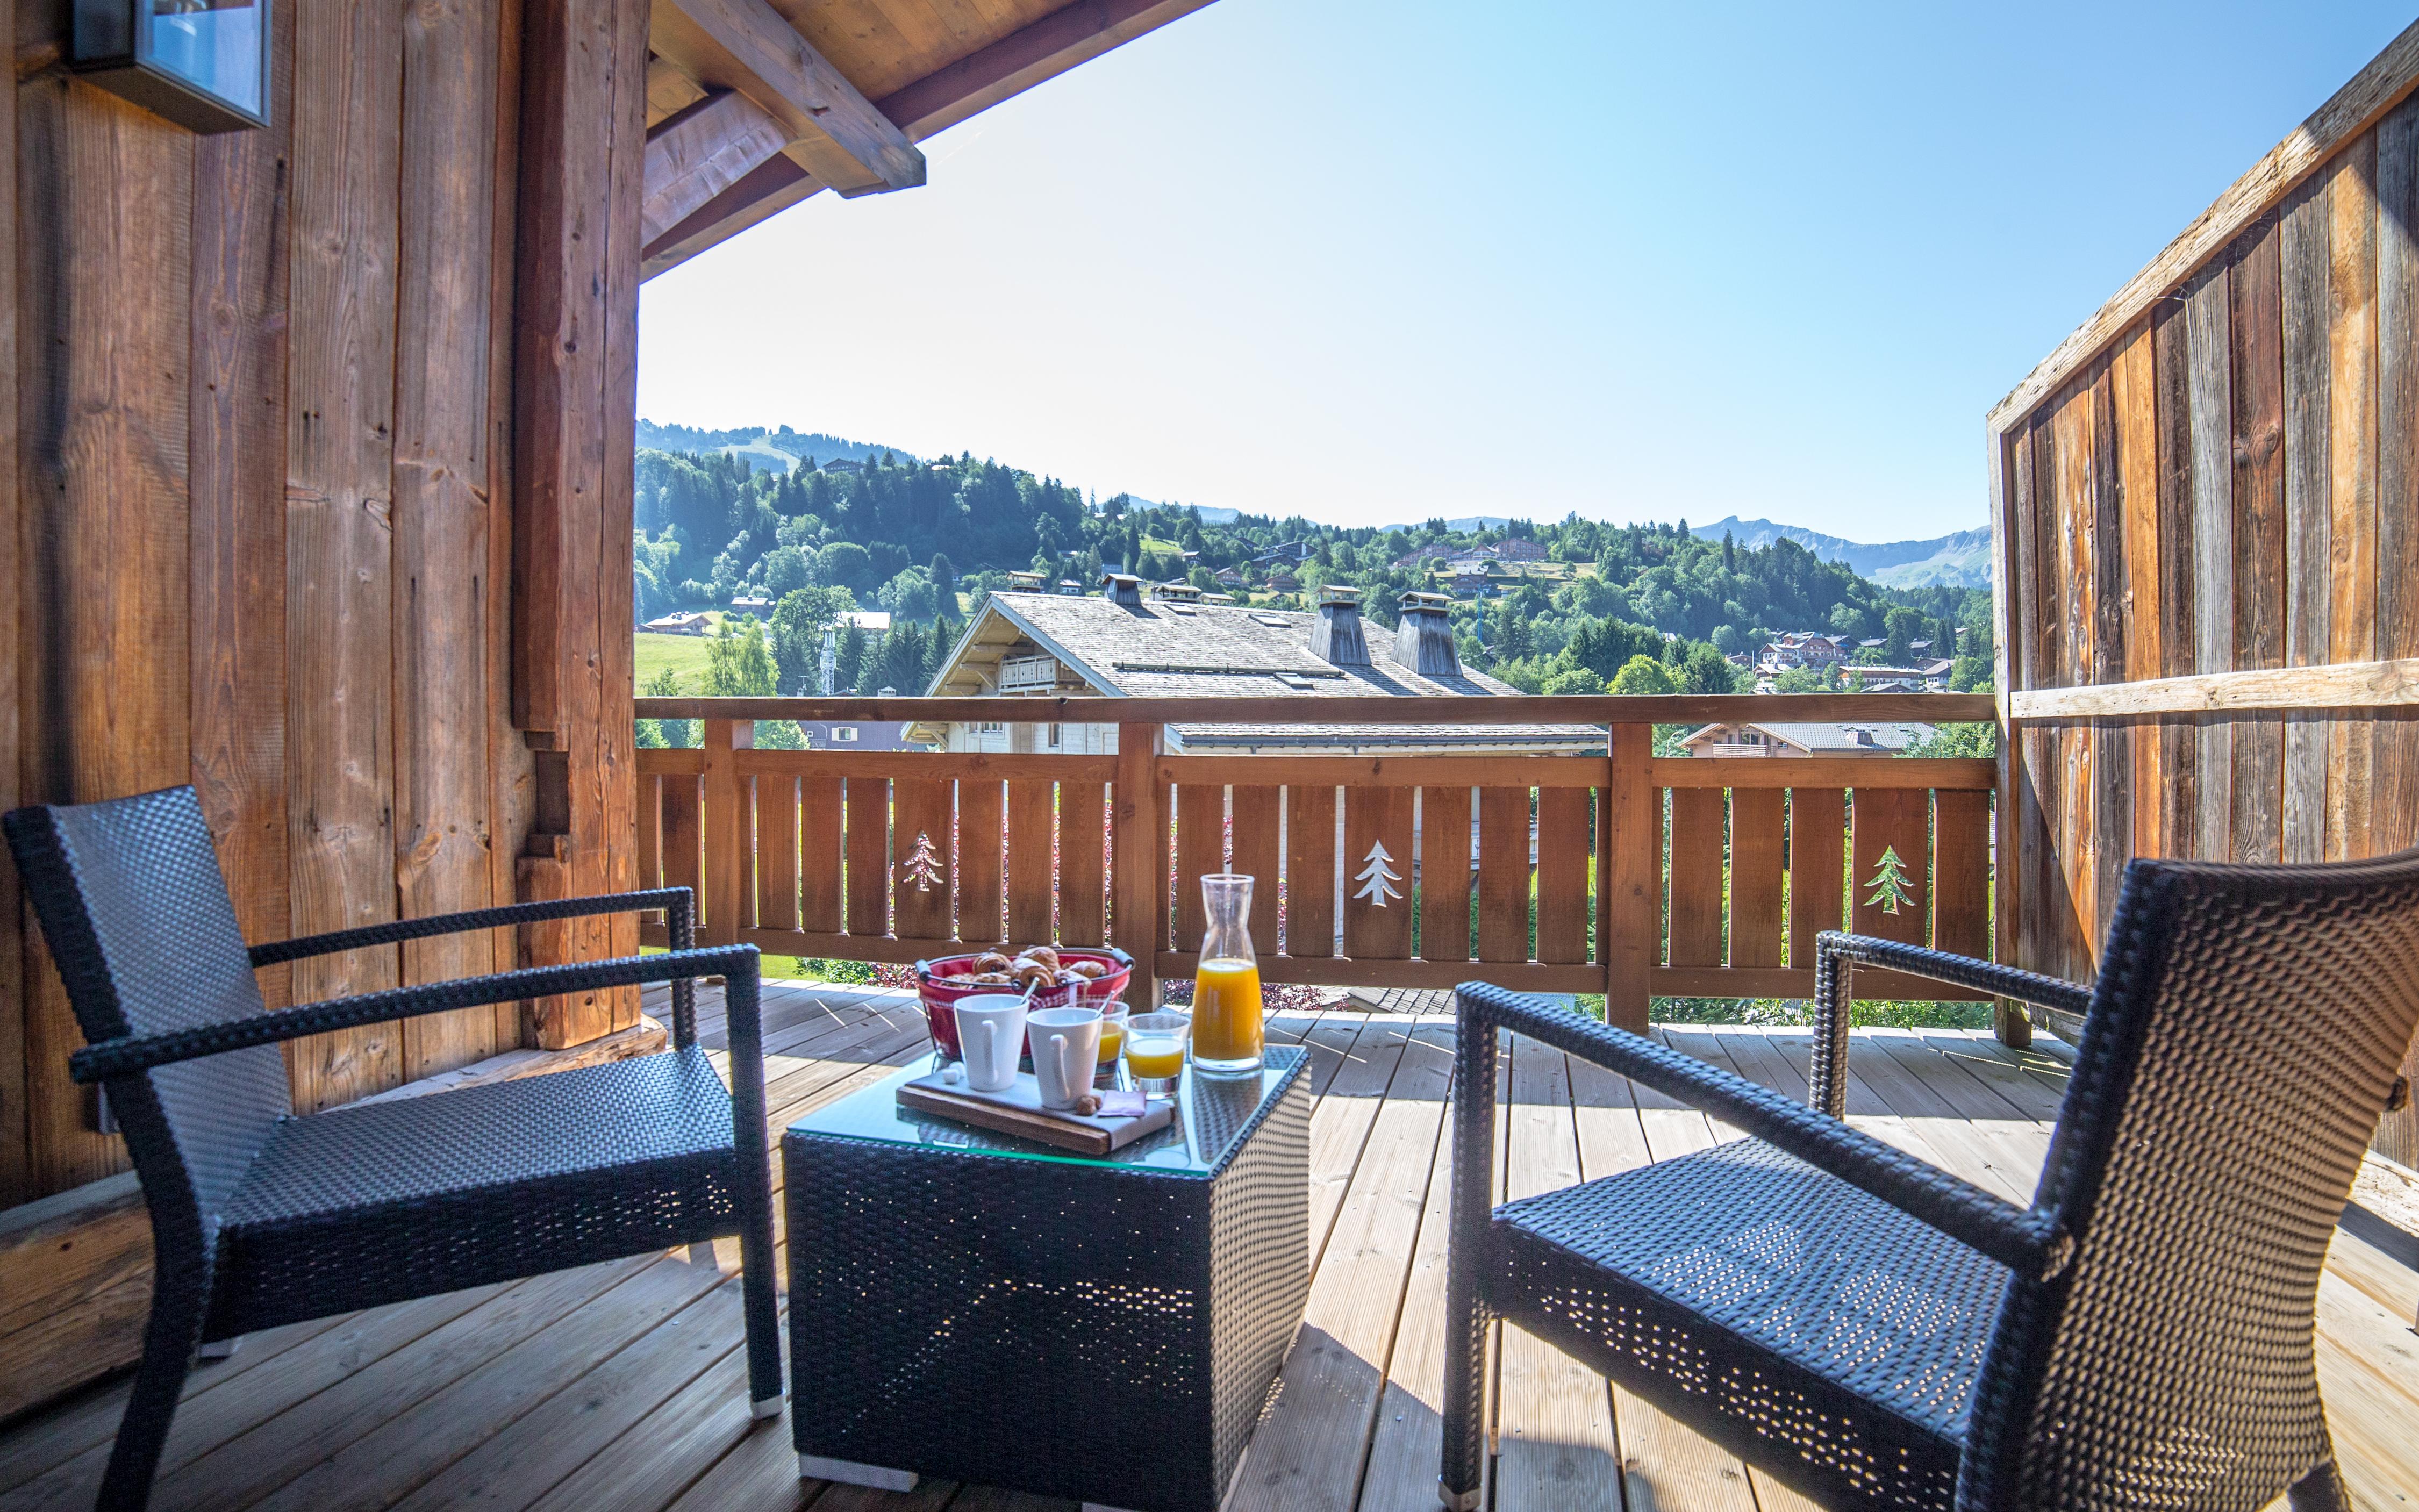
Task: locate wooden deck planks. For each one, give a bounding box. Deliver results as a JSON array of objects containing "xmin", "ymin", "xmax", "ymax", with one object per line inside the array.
[
  {"xmin": 6, "ymin": 1002, "xmax": 2414, "ymax": 1512},
  {"xmin": 1491, "ymin": 1035, "xmax": 1624, "ymax": 1509}
]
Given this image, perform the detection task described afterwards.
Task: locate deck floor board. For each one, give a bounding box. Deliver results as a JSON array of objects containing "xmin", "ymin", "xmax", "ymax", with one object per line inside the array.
[{"xmin": 4, "ymin": 985, "xmax": 2411, "ymax": 1512}]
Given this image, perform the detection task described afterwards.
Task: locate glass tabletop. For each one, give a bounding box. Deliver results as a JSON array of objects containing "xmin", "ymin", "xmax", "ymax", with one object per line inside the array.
[{"xmin": 785, "ymin": 1046, "xmax": 1307, "ymax": 1174}]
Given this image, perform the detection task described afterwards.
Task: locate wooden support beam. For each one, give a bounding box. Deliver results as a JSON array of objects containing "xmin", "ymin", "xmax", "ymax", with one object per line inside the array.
[
  {"xmin": 1111, "ymin": 722, "xmax": 1166, "ymax": 1007},
  {"xmin": 512, "ymin": 0, "xmax": 650, "ymax": 1047},
  {"xmin": 2008, "ymin": 657, "xmax": 2419, "ymax": 719},
  {"xmin": 876, "ymin": 0, "xmax": 1219, "ymax": 142},
  {"xmin": 641, "ymin": 89, "xmax": 790, "ymax": 245},
  {"xmin": 642, "ymin": 0, "xmax": 1215, "ymax": 278},
  {"xmin": 633, "ymin": 692, "xmax": 2001, "ymax": 727},
  {"xmin": 1600, "ymin": 723, "xmax": 1654, "ymax": 1034},
  {"xmin": 648, "ymin": 0, "xmax": 923, "ymax": 198}
]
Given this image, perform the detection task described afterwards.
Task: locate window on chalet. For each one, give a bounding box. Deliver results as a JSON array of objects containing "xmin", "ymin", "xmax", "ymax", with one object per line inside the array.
[{"xmin": 831, "ymin": 727, "xmax": 858, "ymax": 743}]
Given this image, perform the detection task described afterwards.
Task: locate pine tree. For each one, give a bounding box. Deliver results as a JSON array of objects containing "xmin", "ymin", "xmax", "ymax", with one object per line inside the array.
[
  {"xmin": 1353, "ymin": 841, "xmax": 1404, "ymax": 906},
  {"xmin": 898, "ymin": 830, "xmax": 946, "ymax": 892},
  {"xmin": 1863, "ymin": 844, "xmax": 1916, "ymax": 915}
]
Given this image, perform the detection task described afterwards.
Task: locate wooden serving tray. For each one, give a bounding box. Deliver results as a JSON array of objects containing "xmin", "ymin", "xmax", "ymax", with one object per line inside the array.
[{"xmin": 897, "ymin": 1073, "xmax": 1172, "ymax": 1156}]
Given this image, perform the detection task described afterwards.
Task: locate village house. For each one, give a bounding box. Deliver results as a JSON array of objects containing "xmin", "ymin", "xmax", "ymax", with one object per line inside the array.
[
  {"xmin": 1676, "ymin": 721, "xmax": 1936, "ymax": 757},
  {"xmin": 640, "ymin": 610, "xmax": 713, "ymax": 635},
  {"xmin": 911, "ymin": 576, "xmax": 1599, "ymax": 757},
  {"xmin": 1837, "ymin": 658, "xmax": 1956, "ymax": 692}
]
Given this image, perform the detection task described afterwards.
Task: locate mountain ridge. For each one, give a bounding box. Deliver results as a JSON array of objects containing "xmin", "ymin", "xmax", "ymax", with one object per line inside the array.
[
  {"xmin": 635, "ymin": 420, "xmax": 1987, "ymax": 587},
  {"xmin": 1687, "ymin": 515, "xmax": 1991, "ymax": 589}
]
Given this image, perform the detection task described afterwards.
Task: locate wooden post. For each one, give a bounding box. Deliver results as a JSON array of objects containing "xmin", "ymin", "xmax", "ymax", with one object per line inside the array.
[
  {"xmin": 701, "ymin": 718, "xmax": 753, "ymax": 946},
  {"xmin": 1112, "ymin": 721, "xmax": 1165, "ymax": 1008},
  {"xmin": 510, "ymin": 0, "xmax": 650, "ymax": 1046},
  {"xmin": 1599, "ymin": 721, "xmax": 1655, "ymax": 1034},
  {"xmin": 1989, "ymin": 426, "xmax": 2033, "ymax": 1048}
]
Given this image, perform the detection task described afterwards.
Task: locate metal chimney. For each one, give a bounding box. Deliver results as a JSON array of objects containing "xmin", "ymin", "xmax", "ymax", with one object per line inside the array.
[
  {"xmin": 1101, "ymin": 571, "xmax": 1143, "ymax": 608},
  {"xmin": 1311, "ymin": 585, "xmax": 1369, "ymax": 666},
  {"xmin": 1395, "ymin": 591, "xmax": 1461, "ymax": 677}
]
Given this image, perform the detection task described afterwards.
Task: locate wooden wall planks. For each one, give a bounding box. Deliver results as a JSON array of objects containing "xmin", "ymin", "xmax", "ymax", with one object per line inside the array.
[
  {"xmin": 1998, "ymin": 90, "xmax": 2419, "ymax": 1151},
  {"xmin": 284, "ymin": 0, "xmax": 406, "ymax": 1109},
  {"xmin": 17, "ymin": 79, "xmax": 197, "ymax": 1185},
  {"xmin": 0, "ymin": 0, "xmax": 655, "ymax": 1415},
  {"xmin": 394, "ymin": 0, "xmax": 505, "ymax": 1077}
]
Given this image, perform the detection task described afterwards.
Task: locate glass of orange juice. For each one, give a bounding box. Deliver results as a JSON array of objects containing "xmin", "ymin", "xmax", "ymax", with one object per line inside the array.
[
  {"xmin": 1191, "ymin": 873, "xmax": 1264, "ymax": 1074},
  {"xmin": 1125, "ymin": 1012, "xmax": 1191, "ymax": 1097},
  {"xmin": 1092, "ymin": 1002, "xmax": 1129, "ymax": 1085}
]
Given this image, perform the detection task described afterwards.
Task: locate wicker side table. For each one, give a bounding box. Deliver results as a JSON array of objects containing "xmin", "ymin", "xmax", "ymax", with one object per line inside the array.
[{"xmin": 783, "ymin": 1047, "xmax": 1311, "ymax": 1512}]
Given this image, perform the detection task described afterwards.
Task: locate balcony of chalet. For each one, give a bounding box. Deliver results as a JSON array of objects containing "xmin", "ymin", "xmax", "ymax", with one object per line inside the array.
[{"xmin": 7, "ymin": 3, "xmax": 2419, "ymax": 1512}]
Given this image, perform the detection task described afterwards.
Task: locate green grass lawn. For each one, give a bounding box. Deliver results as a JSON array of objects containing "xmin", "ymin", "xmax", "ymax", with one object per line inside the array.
[{"xmin": 636, "ymin": 628, "xmax": 718, "ymax": 692}]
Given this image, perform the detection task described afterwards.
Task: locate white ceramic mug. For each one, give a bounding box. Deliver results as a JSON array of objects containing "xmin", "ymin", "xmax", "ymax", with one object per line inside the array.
[
  {"xmin": 953, "ymin": 994, "xmax": 1029, "ymax": 1094},
  {"xmin": 1026, "ymin": 1006, "xmax": 1104, "ymax": 1110}
]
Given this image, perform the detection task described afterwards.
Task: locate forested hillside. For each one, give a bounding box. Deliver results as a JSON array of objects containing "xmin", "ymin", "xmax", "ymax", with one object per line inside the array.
[{"xmin": 632, "ymin": 438, "xmax": 1993, "ymax": 709}]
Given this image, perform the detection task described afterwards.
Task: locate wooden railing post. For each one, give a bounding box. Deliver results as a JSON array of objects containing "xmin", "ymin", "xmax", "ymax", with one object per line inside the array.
[
  {"xmin": 1113, "ymin": 721, "xmax": 1165, "ymax": 1008},
  {"xmin": 1600, "ymin": 721, "xmax": 1654, "ymax": 1033},
  {"xmin": 701, "ymin": 718, "xmax": 753, "ymax": 947}
]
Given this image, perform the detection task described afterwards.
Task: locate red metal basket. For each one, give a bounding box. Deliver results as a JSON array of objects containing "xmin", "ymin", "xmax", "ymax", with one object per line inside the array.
[{"xmin": 913, "ymin": 947, "xmax": 1135, "ymax": 1059}]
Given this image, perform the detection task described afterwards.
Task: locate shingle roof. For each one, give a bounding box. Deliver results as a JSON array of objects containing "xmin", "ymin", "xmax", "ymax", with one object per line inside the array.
[
  {"xmin": 953, "ymin": 592, "xmax": 1598, "ymax": 749},
  {"xmin": 1683, "ymin": 720, "xmax": 1936, "ymax": 754}
]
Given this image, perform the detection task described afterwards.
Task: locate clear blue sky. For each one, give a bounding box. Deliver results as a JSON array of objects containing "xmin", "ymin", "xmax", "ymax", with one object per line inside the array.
[{"xmin": 636, "ymin": 1, "xmax": 2417, "ymax": 544}]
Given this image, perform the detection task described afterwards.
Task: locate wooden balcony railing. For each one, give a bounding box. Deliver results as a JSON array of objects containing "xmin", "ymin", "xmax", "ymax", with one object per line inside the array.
[{"xmin": 631, "ymin": 694, "xmax": 2000, "ymax": 1032}]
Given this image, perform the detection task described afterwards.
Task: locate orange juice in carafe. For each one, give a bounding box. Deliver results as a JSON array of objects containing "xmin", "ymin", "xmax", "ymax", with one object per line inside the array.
[{"xmin": 1191, "ymin": 874, "xmax": 1263, "ymax": 1073}]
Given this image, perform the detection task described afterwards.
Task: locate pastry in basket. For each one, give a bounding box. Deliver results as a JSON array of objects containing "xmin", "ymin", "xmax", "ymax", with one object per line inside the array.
[
  {"xmin": 1016, "ymin": 945, "xmax": 1060, "ymax": 971},
  {"xmin": 1063, "ymin": 959, "xmax": 1107, "ymax": 980},
  {"xmin": 971, "ymin": 950, "xmax": 1013, "ymax": 973},
  {"xmin": 1010, "ymin": 959, "xmax": 1056, "ymax": 991}
]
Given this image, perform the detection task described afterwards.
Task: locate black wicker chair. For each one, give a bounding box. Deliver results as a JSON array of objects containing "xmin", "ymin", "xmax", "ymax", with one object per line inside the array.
[
  {"xmin": 3, "ymin": 786, "xmax": 783, "ymax": 1512},
  {"xmin": 1442, "ymin": 848, "xmax": 2419, "ymax": 1512}
]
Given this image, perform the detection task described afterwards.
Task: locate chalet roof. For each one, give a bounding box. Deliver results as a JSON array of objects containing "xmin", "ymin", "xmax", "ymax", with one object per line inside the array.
[{"xmin": 923, "ymin": 591, "xmax": 1597, "ymax": 749}]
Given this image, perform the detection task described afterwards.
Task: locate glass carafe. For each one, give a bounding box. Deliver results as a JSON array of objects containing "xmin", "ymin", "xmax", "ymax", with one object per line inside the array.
[{"xmin": 1190, "ymin": 873, "xmax": 1264, "ymax": 1074}]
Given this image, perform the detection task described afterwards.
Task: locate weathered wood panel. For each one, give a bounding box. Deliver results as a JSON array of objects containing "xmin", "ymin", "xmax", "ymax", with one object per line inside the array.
[
  {"xmin": 2280, "ymin": 168, "xmax": 2332, "ymax": 863},
  {"xmin": 1533, "ymin": 787, "xmax": 1591, "ymax": 966},
  {"xmin": 1996, "ymin": 54, "xmax": 2419, "ymax": 1150},
  {"xmin": 2231, "ymin": 212, "xmax": 2288, "ymax": 867},
  {"xmin": 1786, "ymin": 788, "xmax": 1847, "ymax": 972},
  {"xmin": 889, "ymin": 776, "xmax": 951, "ymax": 940},
  {"xmin": 1284, "ymin": 782, "xmax": 1336, "ymax": 959},
  {"xmin": 1172, "ymin": 784, "xmax": 1223, "ymax": 952},
  {"xmin": 0, "ymin": 0, "xmax": 652, "ymax": 1416},
  {"xmin": 1342, "ymin": 785, "xmax": 1413, "ymax": 962},
  {"xmin": 955, "ymin": 777, "xmax": 1003, "ymax": 944},
  {"xmin": 1229, "ymin": 783, "xmax": 1280, "ymax": 949},
  {"xmin": 798, "ymin": 772, "xmax": 842, "ymax": 933},
  {"xmin": 393, "ymin": 0, "xmax": 505, "ymax": 1078},
  {"xmin": 1417, "ymin": 785, "xmax": 1471, "ymax": 963},
  {"xmin": 1059, "ymin": 777, "xmax": 1106, "ymax": 946},
  {"xmin": 754, "ymin": 771, "xmax": 798, "ymax": 933},
  {"xmin": 845, "ymin": 775, "xmax": 889, "ymax": 936},
  {"xmin": 1476, "ymin": 787, "xmax": 1529, "ymax": 964},
  {"xmin": 1665, "ymin": 788, "xmax": 1724, "ymax": 969},
  {"xmin": 283, "ymin": 0, "xmax": 405, "ymax": 1108},
  {"xmin": 1004, "ymin": 778, "xmax": 1053, "ymax": 943},
  {"xmin": 1727, "ymin": 788, "xmax": 1784, "ymax": 970}
]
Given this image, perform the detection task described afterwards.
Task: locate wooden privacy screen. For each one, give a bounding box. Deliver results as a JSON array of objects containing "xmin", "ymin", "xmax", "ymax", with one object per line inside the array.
[
  {"xmin": 634, "ymin": 722, "xmax": 1996, "ymax": 1029},
  {"xmin": 1988, "ymin": 24, "xmax": 2419, "ymax": 1160}
]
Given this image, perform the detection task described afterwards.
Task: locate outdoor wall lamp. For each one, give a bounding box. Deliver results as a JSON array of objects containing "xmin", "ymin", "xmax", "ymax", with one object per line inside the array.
[{"xmin": 70, "ymin": 0, "xmax": 269, "ymax": 133}]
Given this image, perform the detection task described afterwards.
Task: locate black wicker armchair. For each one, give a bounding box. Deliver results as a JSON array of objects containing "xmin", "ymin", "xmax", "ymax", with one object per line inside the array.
[
  {"xmin": 3, "ymin": 786, "xmax": 783, "ymax": 1512},
  {"xmin": 1443, "ymin": 848, "xmax": 2419, "ymax": 1512}
]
